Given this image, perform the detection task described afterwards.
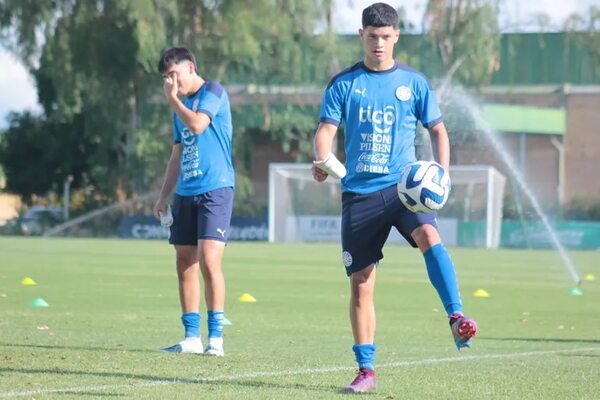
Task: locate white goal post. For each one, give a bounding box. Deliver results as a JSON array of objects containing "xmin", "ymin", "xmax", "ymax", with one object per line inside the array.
[{"xmin": 268, "ymin": 163, "xmax": 506, "ymax": 248}]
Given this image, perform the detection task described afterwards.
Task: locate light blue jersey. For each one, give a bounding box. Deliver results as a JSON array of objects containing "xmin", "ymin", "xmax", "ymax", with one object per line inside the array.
[
  {"xmin": 320, "ymin": 61, "xmax": 443, "ymax": 194},
  {"xmin": 173, "ymin": 81, "xmax": 235, "ymax": 196}
]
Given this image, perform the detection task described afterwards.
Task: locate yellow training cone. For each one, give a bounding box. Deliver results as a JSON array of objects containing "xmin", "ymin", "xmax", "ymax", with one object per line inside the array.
[
  {"xmin": 238, "ymin": 293, "xmax": 256, "ymax": 303},
  {"xmin": 21, "ymin": 277, "xmax": 37, "ymax": 286},
  {"xmin": 583, "ymin": 274, "xmax": 595, "ymax": 281},
  {"xmin": 473, "ymin": 289, "xmax": 490, "ymax": 298}
]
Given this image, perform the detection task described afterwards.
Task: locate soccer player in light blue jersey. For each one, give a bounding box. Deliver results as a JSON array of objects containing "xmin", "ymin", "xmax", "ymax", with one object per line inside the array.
[
  {"xmin": 312, "ymin": 3, "xmax": 477, "ymax": 393},
  {"xmin": 153, "ymin": 47, "xmax": 234, "ymax": 356}
]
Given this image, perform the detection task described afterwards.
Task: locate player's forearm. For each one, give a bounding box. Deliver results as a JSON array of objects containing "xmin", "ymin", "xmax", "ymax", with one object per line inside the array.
[
  {"xmin": 429, "ymin": 123, "xmax": 450, "ymax": 171},
  {"xmin": 158, "ymin": 156, "xmax": 180, "ymax": 201},
  {"xmin": 313, "ymin": 123, "xmax": 337, "ymax": 161},
  {"xmin": 314, "ymin": 136, "xmax": 332, "ymax": 161},
  {"xmin": 168, "ymin": 97, "xmax": 210, "ymax": 134}
]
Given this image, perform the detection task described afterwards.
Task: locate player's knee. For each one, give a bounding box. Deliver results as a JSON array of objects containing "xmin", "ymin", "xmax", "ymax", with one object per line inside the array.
[
  {"xmin": 412, "ymin": 225, "xmax": 441, "ymax": 250},
  {"xmin": 351, "ymin": 265, "xmax": 376, "ymax": 287},
  {"xmin": 176, "ymin": 251, "xmax": 198, "ymax": 272}
]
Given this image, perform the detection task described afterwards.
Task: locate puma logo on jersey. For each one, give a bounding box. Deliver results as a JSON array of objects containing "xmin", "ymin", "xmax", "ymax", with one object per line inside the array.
[
  {"xmin": 216, "ymin": 228, "xmax": 226, "ymax": 238},
  {"xmin": 354, "ymin": 88, "xmax": 367, "ymax": 97}
]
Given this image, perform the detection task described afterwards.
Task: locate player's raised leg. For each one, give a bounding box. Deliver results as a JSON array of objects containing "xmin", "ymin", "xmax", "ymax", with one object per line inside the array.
[{"xmin": 412, "ymin": 224, "xmax": 477, "ymax": 349}]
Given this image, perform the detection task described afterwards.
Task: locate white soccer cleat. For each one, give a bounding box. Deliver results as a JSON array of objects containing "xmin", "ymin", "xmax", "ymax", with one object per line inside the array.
[
  {"xmin": 204, "ymin": 337, "xmax": 224, "ymax": 357},
  {"xmin": 160, "ymin": 337, "xmax": 204, "ymax": 354}
]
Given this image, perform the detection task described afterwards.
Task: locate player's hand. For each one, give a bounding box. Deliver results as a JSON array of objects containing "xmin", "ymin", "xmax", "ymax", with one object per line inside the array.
[
  {"xmin": 312, "ymin": 163, "xmax": 328, "ymax": 182},
  {"xmin": 153, "ymin": 199, "xmax": 167, "ymax": 220},
  {"xmin": 163, "ymin": 72, "xmax": 178, "ymax": 99}
]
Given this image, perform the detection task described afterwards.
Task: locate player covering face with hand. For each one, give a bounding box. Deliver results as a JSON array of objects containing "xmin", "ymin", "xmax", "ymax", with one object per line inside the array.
[
  {"xmin": 312, "ymin": 2, "xmax": 477, "ymax": 393},
  {"xmin": 153, "ymin": 47, "xmax": 234, "ymax": 357}
]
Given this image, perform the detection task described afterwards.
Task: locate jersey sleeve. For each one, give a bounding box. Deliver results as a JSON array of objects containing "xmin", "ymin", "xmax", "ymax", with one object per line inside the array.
[
  {"xmin": 197, "ymin": 81, "xmax": 225, "ymax": 120},
  {"xmin": 415, "ymin": 77, "xmax": 443, "ymax": 128},
  {"xmin": 319, "ymin": 78, "xmax": 347, "ymax": 127}
]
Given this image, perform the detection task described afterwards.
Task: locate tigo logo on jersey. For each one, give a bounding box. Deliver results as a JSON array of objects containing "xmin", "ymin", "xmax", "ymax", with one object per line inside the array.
[
  {"xmin": 358, "ymin": 105, "xmax": 396, "ymax": 134},
  {"xmin": 395, "ymin": 86, "xmax": 412, "ymax": 101}
]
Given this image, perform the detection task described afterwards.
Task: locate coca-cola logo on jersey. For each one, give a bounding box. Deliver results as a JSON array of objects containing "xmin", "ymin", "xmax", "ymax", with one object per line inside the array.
[{"xmin": 358, "ymin": 152, "xmax": 389, "ymax": 165}]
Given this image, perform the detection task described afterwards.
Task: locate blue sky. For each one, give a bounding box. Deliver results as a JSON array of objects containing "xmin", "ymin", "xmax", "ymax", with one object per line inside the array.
[{"xmin": 0, "ymin": 0, "xmax": 596, "ymax": 128}]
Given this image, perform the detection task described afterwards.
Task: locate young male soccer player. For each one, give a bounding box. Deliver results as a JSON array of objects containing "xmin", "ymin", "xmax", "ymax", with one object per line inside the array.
[
  {"xmin": 153, "ymin": 47, "xmax": 234, "ymax": 356},
  {"xmin": 312, "ymin": 3, "xmax": 477, "ymax": 393}
]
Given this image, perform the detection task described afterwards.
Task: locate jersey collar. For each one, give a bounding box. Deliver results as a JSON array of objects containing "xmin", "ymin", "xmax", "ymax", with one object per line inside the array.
[{"xmin": 360, "ymin": 61, "xmax": 399, "ymax": 74}]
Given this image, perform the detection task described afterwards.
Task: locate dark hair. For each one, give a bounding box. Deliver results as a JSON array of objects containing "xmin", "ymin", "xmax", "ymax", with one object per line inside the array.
[
  {"xmin": 362, "ymin": 2, "xmax": 399, "ymax": 29},
  {"xmin": 157, "ymin": 47, "xmax": 197, "ymax": 74}
]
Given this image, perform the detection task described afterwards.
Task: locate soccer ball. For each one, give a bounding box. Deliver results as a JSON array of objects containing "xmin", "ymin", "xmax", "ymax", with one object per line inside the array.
[{"xmin": 397, "ymin": 160, "xmax": 450, "ymax": 213}]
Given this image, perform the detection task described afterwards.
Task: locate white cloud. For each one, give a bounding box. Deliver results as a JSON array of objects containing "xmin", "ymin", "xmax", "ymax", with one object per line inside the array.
[{"xmin": 0, "ymin": 49, "xmax": 40, "ymax": 128}]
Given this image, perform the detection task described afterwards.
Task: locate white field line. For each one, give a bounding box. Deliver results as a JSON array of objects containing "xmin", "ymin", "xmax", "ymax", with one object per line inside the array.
[{"xmin": 1, "ymin": 346, "xmax": 599, "ymax": 398}]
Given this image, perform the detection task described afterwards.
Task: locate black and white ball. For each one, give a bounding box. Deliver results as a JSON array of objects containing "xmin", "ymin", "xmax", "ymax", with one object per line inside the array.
[{"xmin": 397, "ymin": 161, "xmax": 450, "ymax": 213}]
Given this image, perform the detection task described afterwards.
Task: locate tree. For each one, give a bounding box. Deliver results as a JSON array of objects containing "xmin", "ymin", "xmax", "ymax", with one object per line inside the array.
[
  {"xmin": 0, "ymin": 0, "xmax": 333, "ymax": 213},
  {"xmin": 564, "ymin": 5, "xmax": 600, "ymax": 80},
  {"xmin": 0, "ymin": 112, "xmax": 88, "ymax": 197},
  {"xmin": 424, "ymin": 0, "xmax": 500, "ymax": 88},
  {"xmin": 418, "ymin": 0, "xmax": 501, "ymax": 164},
  {"xmin": 169, "ymin": 0, "xmax": 333, "ymax": 162},
  {"xmin": 0, "ymin": 0, "xmax": 173, "ymax": 204}
]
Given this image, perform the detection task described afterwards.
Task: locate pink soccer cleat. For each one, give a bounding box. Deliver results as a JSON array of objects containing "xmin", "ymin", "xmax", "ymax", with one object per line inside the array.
[
  {"xmin": 449, "ymin": 313, "xmax": 478, "ymax": 350},
  {"xmin": 345, "ymin": 368, "xmax": 377, "ymax": 393}
]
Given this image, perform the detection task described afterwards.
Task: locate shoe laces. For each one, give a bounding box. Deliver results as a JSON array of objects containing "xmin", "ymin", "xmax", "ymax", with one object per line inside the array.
[{"xmin": 351, "ymin": 368, "xmax": 374, "ymax": 384}]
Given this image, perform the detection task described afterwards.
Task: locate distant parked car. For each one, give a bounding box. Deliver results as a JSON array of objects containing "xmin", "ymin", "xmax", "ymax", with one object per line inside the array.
[{"xmin": 18, "ymin": 206, "xmax": 65, "ymax": 235}]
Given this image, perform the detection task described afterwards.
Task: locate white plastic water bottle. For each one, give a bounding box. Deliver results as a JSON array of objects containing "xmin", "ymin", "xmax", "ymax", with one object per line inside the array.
[{"xmin": 159, "ymin": 204, "xmax": 173, "ymax": 228}]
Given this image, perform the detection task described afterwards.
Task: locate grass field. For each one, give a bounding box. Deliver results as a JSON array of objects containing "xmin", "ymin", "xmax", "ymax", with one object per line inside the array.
[{"xmin": 0, "ymin": 237, "xmax": 599, "ymax": 399}]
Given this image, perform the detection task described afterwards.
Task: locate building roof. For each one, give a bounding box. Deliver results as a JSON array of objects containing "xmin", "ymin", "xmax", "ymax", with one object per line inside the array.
[{"xmin": 482, "ymin": 104, "xmax": 565, "ymax": 135}]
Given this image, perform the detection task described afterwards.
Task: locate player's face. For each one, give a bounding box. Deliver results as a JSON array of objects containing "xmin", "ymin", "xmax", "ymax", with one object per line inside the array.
[
  {"xmin": 359, "ymin": 26, "xmax": 399, "ymax": 68},
  {"xmin": 162, "ymin": 61, "xmax": 196, "ymax": 96}
]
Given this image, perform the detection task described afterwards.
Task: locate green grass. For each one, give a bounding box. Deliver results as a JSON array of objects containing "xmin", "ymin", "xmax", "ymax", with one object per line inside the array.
[{"xmin": 0, "ymin": 237, "xmax": 599, "ymax": 399}]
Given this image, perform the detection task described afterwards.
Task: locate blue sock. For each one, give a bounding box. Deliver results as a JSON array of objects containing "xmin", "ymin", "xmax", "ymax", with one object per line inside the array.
[
  {"xmin": 424, "ymin": 243, "xmax": 463, "ymax": 316},
  {"xmin": 181, "ymin": 312, "xmax": 200, "ymax": 338},
  {"xmin": 352, "ymin": 344, "xmax": 376, "ymax": 371},
  {"xmin": 207, "ymin": 310, "xmax": 224, "ymax": 338}
]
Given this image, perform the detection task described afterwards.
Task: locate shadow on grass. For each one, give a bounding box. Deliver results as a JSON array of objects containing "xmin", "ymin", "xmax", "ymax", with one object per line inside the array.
[
  {"xmin": 0, "ymin": 342, "xmax": 153, "ymax": 353},
  {"xmin": 0, "ymin": 367, "xmax": 343, "ymax": 395},
  {"xmin": 479, "ymin": 337, "xmax": 600, "ymax": 345},
  {"xmin": 203, "ymin": 379, "xmax": 341, "ymax": 394},
  {"xmin": 61, "ymin": 392, "xmax": 127, "ymax": 397},
  {"xmin": 0, "ymin": 367, "xmax": 190, "ymax": 383}
]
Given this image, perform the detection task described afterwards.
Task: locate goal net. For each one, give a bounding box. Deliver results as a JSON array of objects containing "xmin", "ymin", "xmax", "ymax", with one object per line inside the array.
[{"xmin": 268, "ymin": 163, "xmax": 506, "ymax": 248}]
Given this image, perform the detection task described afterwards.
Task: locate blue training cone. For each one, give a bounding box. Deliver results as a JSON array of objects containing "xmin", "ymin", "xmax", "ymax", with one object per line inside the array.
[{"xmin": 30, "ymin": 297, "xmax": 49, "ymax": 307}]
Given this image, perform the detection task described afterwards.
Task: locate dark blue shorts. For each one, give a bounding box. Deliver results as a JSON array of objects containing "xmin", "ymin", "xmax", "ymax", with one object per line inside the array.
[
  {"xmin": 341, "ymin": 184, "xmax": 437, "ymax": 276},
  {"xmin": 169, "ymin": 187, "xmax": 234, "ymax": 245}
]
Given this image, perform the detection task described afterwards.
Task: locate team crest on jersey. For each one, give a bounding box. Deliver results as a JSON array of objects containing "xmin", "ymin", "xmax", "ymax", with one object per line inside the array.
[
  {"xmin": 395, "ymin": 86, "xmax": 412, "ymax": 101},
  {"xmin": 342, "ymin": 251, "xmax": 353, "ymax": 267},
  {"xmin": 192, "ymin": 99, "xmax": 200, "ymax": 112}
]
